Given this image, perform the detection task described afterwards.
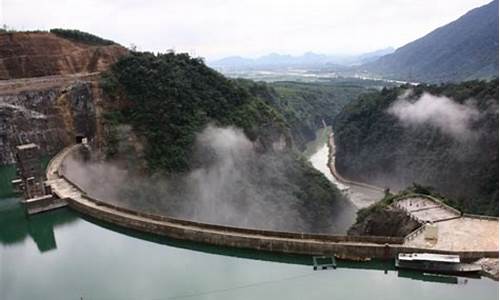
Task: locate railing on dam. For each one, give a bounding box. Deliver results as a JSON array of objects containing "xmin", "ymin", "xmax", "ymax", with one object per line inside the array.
[
  {"xmin": 54, "ymin": 152, "xmax": 404, "ymax": 245},
  {"xmin": 51, "ymin": 144, "xmax": 498, "ymax": 260},
  {"xmin": 79, "ymin": 192, "xmax": 405, "ymax": 245}
]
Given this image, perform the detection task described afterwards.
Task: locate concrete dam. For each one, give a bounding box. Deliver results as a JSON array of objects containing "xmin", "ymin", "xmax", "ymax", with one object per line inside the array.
[{"xmin": 21, "ymin": 141, "xmax": 495, "ymax": 261}]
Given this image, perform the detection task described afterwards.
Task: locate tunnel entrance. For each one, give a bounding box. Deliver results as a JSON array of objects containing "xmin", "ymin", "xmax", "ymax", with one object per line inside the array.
[{"xmin": 75, "ymin": 135, "xmax": 84, "ymax": 144}]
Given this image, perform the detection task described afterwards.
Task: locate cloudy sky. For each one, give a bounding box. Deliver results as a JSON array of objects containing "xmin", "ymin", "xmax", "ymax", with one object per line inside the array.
[{"xmin": 1, "ymin": 0, "xmax": 492, "ymax": 59}]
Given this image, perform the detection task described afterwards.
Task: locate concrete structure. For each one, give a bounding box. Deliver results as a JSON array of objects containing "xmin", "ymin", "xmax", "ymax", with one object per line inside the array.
[
  {"xmin": 45, "ymin": 144, "xmax": 499, "ymax": 261},
  {"xmin": 395, "ymin": 197, "xmax": 460, "ymax": 223},
  {"xmin": 424, "ymin": 223, "xmax": 438, "ymax": 240},
  {"xmin": 13, "ymin": 143, "xmax": 46, "ymax": 199},
  {"xmin": 12, "ymin": 143, "xmax": 67, "ymax": 214}
]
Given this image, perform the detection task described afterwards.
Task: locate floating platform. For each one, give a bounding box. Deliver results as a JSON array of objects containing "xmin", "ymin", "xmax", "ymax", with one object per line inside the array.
[
  {"xmin": 313, "ymin": 256, "xmax": 337, "ymax": 270},
  {"xmin": 395, "ymin": 253, "xmax": 482, "ymax": 274}
]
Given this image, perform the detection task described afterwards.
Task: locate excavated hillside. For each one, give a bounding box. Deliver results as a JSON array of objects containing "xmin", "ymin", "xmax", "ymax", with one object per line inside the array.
[
  {"xmin": 0, "ymin": 31, "xmax": 127, "ymax": 80},
  {"xmin": 0, "ymin": 31, "xmax": 128, "ymax": 164}
]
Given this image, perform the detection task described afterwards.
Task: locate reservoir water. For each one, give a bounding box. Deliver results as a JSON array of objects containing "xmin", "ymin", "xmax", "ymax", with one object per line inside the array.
[
  {"xmin": 1, "ymin": 137, "xmax": 498, "ymax": 299},
  {"xmin": 1, "ymin": 197, "xmax": 498, "ymax": 299}
]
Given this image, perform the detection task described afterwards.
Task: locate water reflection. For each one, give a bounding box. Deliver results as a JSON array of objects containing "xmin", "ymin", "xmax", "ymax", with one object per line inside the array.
[
  {"xmin": 1, "ymin": 196, "xmax": 496, "ymax": 300},
  {"xmin": 77, "ymin": 210, "xmax": 471, "ymax": 287},
  {"xmin": 0, "ymin": 197, "xmax": 77, "ymax": 252}
]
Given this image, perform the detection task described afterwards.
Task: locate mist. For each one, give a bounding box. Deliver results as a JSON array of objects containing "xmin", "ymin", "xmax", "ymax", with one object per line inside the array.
[
  {"xmin": 62, "ymin": 125, "xmax": 355, "ymax": 234},
  {"xmin": 387, "ymin": 91, "xmax": 480, "ymax": 141}
]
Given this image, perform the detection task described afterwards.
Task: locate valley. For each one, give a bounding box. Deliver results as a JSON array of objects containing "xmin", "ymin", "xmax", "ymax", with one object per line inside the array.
[{"xmin": 1, "ymin": 1, "xmax": 499, "ymax": 298}]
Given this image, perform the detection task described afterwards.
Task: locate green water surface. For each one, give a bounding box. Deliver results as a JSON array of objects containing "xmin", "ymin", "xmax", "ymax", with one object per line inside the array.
[{"xmin": 0, "ymin": 197, "xmax": 498, "ymax": 300}]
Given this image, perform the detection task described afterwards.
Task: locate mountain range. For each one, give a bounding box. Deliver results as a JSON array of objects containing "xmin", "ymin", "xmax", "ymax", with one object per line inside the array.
[
  {"xmin": 208, "ymin": 48, "xmax": 395, "ymax": 70},
  {"xmin": 211, "ymin": 0, "xmax": 498, "ymax": 83}
]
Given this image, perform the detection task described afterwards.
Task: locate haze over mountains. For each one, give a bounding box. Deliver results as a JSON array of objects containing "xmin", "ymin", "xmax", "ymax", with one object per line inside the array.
[
  {"xmin": 360, "ymin": 0, "xmax": 499, "ymax": 83},
  {"xmin": 208, "ymin": 47, "xmax": 395, "ymax": 70},
  {"xmin": 212, "ymin": 0, "xmax": 499, "ymax": 84}
]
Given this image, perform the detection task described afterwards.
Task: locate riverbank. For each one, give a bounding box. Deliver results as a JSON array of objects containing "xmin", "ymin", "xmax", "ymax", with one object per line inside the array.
[{"xmin": 325, "ymin": 132, "xmax": 384, "ymax": 208}]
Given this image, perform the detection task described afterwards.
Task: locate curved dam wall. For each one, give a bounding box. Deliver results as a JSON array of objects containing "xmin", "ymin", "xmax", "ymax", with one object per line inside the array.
[{"xmin": 48, "ymin": 145, "xmax": 498, "ymax": 260}]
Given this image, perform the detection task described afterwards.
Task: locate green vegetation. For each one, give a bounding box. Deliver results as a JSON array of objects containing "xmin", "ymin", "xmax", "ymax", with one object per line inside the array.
[
  {"xmin": 102, "ymin": 52, "xmax": 379, "ymax": 172},
  {"xmin": 355, "ymin": 184, "xmax": 449, "ymax": 224},
  {"xmin": 102, "ymin": 51, "xmax": 287, "ymax": 172},
  {"xmin": 98, "ymin": 51, "xmax": 362, "ymax": 232},
  {"xmin": 270, "ymin": 81, "xmax": 371, "ymax": 146},
  {"xmin": 349, "ymin": 184, "xmax": 451, "ymax": 237},
  {"xmin": 50, "ymin": 28, "xmax": 115, "ymax": 46},
  {"xmin": 362, "ymin": 0, "xmax": 498, "ymax": 82},
  {"xmin": 302, "ymin": 127, "xmax": 331, "ymax": 158},
  {"xmin": 334, "ymin": 79, "xmax": 499, "ymax": 216},
  {"xmin": 236, "ymin": 79, "xmax": 377, "ymax": 150}
]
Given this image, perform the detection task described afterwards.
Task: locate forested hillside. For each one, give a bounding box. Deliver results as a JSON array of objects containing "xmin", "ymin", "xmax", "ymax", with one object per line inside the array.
[
  {"xmin": 238, "ymin": 79, "xmax": 376, "ymax": 150},
  {"xmin": 99, "ymin": 51, "xmax": 356, "ymax": 233},
  {"xmin": 361, "ymin": 0, "xmax": 499, "ymax": 83},
  {"xmin": 334, "ymin": 79, "xmax": 499, "ymax": 215},
  {"xmin": 102, "ymin": 51, "xmax": 290, "ymax": 172}
]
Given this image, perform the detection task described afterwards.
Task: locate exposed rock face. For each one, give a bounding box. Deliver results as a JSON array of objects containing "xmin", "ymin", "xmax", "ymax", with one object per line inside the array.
[
  {"xmin": 348, "ymin": 206, "xmax": 421, "ymax": 237},
  {"xmin": 0, "ymin": 31, "xmax": 128, "ymax": 164},
  {"xmin": 0, "ymin": 32, "xmax": 127, "ymax": 79},
  {"xmin": 475, "ymin": 258, "xmax": 499, "ymax": 280},
  {"xmin": 0, "ymin": 81, "xmax": 98, "ymax": 164}
]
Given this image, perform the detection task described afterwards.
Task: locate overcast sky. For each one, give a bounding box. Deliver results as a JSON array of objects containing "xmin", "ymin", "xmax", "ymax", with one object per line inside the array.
[{"xmin": 1, "ymin": 0, "xmax": 492, "ymax": 59}]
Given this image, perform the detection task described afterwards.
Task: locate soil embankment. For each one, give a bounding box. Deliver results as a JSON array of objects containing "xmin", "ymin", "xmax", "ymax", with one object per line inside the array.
[{"xmin": 0, "ymin": 31, "xmax": 127, "ymax": 79}]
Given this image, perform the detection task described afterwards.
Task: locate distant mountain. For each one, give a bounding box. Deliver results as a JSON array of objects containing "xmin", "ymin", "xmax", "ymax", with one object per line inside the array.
[
  {"xmin": 355, "ymin": 47, "xmax": 395, "ymax": 65},
  {"xmin": 208, "ymin": 48, "xmax": 394, "ymax": 70},
  {"xmin": 360, "ymin": 0, "xmax": 499, "ymax": 83}
]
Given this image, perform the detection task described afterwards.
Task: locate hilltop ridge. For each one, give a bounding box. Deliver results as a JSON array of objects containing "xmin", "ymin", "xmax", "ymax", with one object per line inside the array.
[{"xmin": 0, "ymin": 30, "xmax": 127, "ymax": 79}]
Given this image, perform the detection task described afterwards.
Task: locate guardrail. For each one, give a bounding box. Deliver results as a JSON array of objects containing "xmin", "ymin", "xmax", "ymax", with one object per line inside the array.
[
  {"xmin": 53, "ymin": 145, "xmax": 405, "ymax": 245},
  {"xmin": 80, "ymin": 193, "xmax": 405, "ymax": 245},
  {"xmin": 49, "ymin": 144, "xmax": 498, "ymax": 260},
  {"xmin": 462, "ymin": 214, "xmax": 499, "ymax": 221},
  {"xmin": 404, "ymin": 225, "xmax": 426, "ymax": 242}
]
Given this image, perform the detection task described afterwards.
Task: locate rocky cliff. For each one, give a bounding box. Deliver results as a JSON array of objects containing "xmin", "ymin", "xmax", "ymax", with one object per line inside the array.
[
  {"xmin": 0, "ymin": 81, "xmax": 99, "ymax": 164},
  {"xmin": 0, "ymin": 31, "xmax": 127, "ymax": 80},
  {"xmin": 348, "ymin": 206, "xmax": 420, "ymax": 237},
  {"xmin": 0, "ymin": 31, "xmax": 128, "ymax": 165}
]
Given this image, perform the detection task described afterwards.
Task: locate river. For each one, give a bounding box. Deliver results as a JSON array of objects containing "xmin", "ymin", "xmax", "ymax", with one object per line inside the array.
[{"xmin": 307, "ymin": 127, "xmax": 383, "ymax": 209}]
